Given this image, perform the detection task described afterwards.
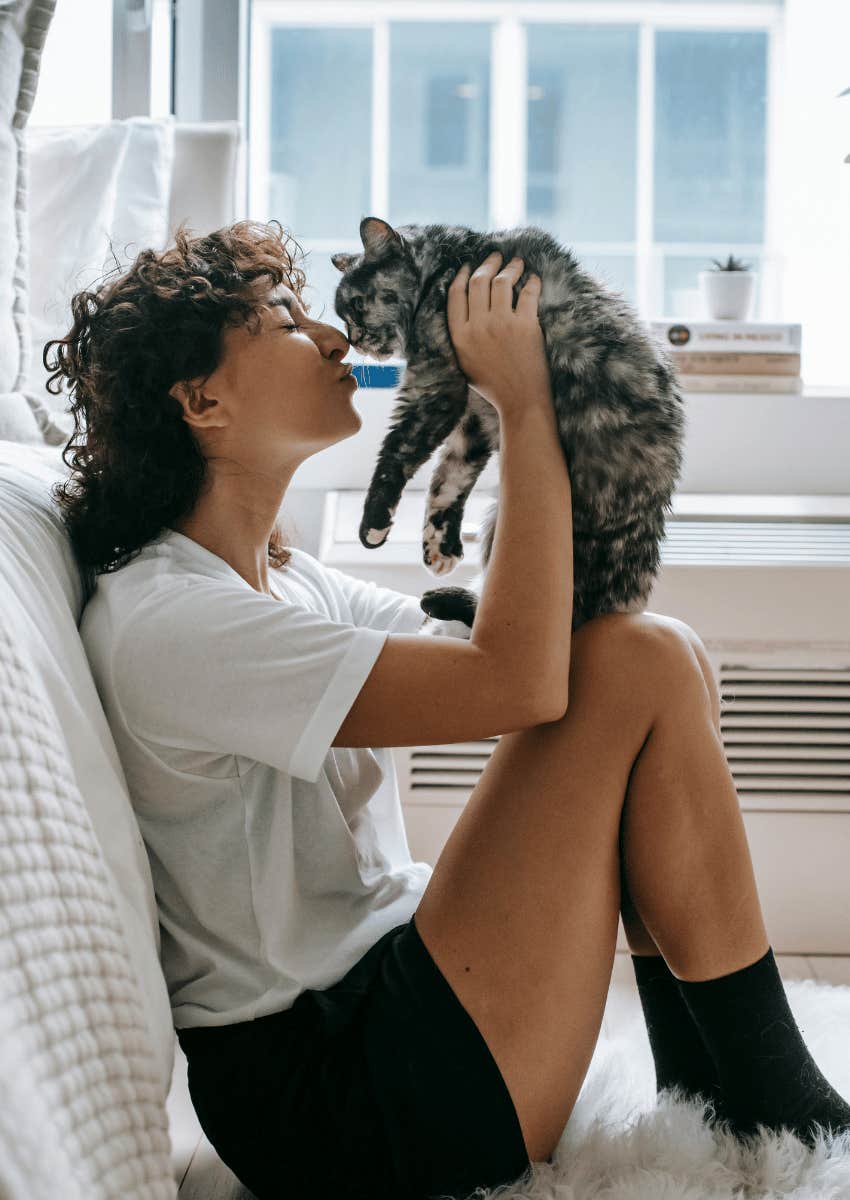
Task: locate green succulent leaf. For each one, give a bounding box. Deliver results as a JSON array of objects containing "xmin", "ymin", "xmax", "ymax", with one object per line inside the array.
[{"xmin": 710, "ymin": 253, "xmax": 752, "ymax": 272}]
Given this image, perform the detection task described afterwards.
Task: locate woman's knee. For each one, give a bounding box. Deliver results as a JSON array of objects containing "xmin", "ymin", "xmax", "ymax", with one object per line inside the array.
[
  {"xmin": 641, "ymin": 612, "xmax": 722, "ymax": 730},
  {"xmin": 570, "ymin": 611, "xmax": 717, "ymax": 722}
]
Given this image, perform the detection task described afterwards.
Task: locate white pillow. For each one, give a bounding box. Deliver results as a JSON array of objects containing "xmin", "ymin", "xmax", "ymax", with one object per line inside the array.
[{"xmin": 24, "ymin": 116, "xmax": 175, "ymax": 422}]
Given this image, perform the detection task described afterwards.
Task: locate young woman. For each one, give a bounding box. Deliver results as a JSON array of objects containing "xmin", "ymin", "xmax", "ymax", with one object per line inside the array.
[{"xmin": 49, "ymin": 220, "xmax": 849, "ymax": 1200}]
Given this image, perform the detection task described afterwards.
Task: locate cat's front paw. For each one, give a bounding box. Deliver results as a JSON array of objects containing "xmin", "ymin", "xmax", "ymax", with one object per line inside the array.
[
  {"xmin": 359, "ymin": 498, "xmax": 399, "ymax": 549},
  {"xmin": 423, "ymin": 517, "xmax": 464, "ymax": 575}
]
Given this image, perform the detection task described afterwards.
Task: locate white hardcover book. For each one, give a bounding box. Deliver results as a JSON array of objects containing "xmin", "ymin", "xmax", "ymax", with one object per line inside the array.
[
  {"xmin": 648, "ymin": 320, "xmax": 802, "ymax": 353},
  {"xmin": 666, "ymin": 351, "xmax": 801, "ymax": 376},
  {"xmin": 677, "ymin": 373, "xmax": 804, "ymax": 394}
]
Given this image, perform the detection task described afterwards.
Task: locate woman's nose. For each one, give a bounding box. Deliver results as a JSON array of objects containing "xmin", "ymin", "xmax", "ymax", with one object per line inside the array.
[{"xmin": 329, "ymin": 327, "xmax": 351, "ymax": 356}]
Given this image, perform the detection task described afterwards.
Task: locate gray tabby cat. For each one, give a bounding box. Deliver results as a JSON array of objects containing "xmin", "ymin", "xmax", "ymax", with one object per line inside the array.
[{"xmin": 331, "ymin": 216, "xmax": 685, "ymax": 635}]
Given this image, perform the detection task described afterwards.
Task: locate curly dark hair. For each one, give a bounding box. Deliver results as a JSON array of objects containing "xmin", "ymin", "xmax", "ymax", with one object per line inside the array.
[{"xmin": 46, "ymin": 218, "xmax": 311, "ymax": 593}]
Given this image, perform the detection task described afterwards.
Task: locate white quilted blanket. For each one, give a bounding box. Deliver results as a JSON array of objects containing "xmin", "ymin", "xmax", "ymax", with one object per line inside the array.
[{"xmin": 0, "ymin": 617, "xmax": 177, "ymax": 1199}]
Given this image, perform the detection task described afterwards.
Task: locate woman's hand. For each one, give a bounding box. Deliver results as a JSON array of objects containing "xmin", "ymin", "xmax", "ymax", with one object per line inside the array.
[{"xmin": 446, "ymin": 251, "xmax": 552, "ymax": 416}]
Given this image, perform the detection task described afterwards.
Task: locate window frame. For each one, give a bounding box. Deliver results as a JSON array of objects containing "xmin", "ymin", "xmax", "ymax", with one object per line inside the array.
[{"xmin": 244, "ymin": 1, "xmax": 784, "ymax": 330}]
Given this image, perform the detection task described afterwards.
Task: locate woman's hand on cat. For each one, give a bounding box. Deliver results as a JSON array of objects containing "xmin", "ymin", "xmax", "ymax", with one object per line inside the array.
[{"xmin": 446, "ymin": 250, "xmax": 552, "ymax": 416}]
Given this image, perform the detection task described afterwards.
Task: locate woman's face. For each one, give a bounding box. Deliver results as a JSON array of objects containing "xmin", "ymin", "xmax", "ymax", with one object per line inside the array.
[{"xmin": 177, "ymin": 278, "xmax": 361, "ymax": 468}]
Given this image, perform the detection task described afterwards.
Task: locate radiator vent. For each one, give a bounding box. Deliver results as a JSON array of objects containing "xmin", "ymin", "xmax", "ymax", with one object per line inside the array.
[
  {"xmin": 662, "ymin": 522, "xmax": 850, "ymax": 565},
  {"xmin": 409, "ymin": 740, "xmax": 498, "ymax": 792},
  {"xmin": 406, "ymin": 669, "xmax": 850, "ymax": 809},
  {"xmin": 720, "ymin": 666, "xmax": 850, "ymax": 804}
]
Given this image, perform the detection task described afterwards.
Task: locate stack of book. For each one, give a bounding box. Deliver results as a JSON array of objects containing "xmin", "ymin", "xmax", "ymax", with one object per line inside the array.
[{"xmin": 647, "ymin": 320, "xmax": 803, "ymax": 394}]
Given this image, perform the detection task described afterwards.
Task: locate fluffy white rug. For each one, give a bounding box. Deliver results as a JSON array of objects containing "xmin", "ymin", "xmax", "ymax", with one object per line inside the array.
[{"xmin": 480, "ymin": 978, "xmax": 850, "ymax": 1200}]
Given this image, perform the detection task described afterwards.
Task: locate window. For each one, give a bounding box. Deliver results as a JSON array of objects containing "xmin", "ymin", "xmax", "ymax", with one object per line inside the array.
[
  {"xmin": 248, "ymin": 2, "xmax": 784, "ymax": 336},
  {"xmin": 29, "ymin": 0, "xmax": 113, "ymax": 126}
]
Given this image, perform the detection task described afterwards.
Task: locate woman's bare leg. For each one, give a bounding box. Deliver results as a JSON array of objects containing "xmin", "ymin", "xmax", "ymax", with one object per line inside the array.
[
  {"xmin": 618, "ymin": 615, "xmax": 736, "ymax": 961},
  {"xmin": 618, "ymin": 621, "xmax": 769, "ymax": 981},
  {"xmin": 414, "ymin": 612, "xmax": 771, "ymax": 1162}
]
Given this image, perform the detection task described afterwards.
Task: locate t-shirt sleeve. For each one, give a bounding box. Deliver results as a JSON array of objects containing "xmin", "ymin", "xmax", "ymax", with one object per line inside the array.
[
  {"xmin": 112, "ymin": 579, "xmax": 390, "ymax": 784},
  {"xmin": 318, "ymin": 561, "xmax": 427, "ymax": 635}
]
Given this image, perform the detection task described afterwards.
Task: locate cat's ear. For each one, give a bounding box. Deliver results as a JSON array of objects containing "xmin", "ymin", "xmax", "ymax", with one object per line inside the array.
[
  {"xmin": 360, "ymin": 216, "xmax": 402, "ymax": 257},
  {"xmin": 331, "ymin": 252, "xmax": 356, "ymax": 273}
]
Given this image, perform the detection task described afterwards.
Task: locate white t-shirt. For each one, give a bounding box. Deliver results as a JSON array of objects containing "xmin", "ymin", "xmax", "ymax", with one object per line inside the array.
[{"xmin": 79, "ymin": 528, "xmax": 434, "ymax": 1029}]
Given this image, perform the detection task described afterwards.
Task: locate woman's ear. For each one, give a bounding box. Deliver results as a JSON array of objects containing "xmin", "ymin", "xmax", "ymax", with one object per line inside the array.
[
  {"xmin": 168, "ymin": 380, "xmax": 195, "ymax": 419},
  {"xmin": 169, "ymin": 380, "xmax": 227, "ymax": 429}
]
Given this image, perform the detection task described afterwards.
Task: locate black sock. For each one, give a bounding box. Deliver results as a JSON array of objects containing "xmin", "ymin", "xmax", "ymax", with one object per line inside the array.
[
  {"xmin": 676, "ymin": 946, "xmax": 850, "ymax": 1146},
  {"xmin": 630, "ymin": 953, "xmax": 724, "ymax": 1118}
]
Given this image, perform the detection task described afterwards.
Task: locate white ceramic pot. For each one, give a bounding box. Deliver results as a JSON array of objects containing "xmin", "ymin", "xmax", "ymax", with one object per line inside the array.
[{"xmin": 699, "ymin": 270, "xmax": 755, "ymax": 320}]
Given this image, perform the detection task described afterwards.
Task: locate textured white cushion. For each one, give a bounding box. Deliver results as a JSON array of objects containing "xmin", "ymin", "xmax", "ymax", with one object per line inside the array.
[
  {"xmin": 24, "ymin": 116, "xmax": 175, "ymax": 427},
  {"xmin": 0, "ymin": 437, "xmax": 175, "ymax": 1098},
  {"xmin": 0, "ymin": 0, "xmax": 56, "ymax": 442}
]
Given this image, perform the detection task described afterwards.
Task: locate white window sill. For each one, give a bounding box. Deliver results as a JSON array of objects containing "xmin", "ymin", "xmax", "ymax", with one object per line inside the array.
[
  {"xmin": 347, "ymin": 359, "xmax": 850, "ymax": 404},
  {"xmin": 290, "ymin": 384, "xmax": 850, "ymax": 495}
]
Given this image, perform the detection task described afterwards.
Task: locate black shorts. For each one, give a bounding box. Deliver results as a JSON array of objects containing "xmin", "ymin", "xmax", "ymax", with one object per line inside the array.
[{"xmin": 176, "ymin": 912, "xmax": 532, "ymax": 1200}]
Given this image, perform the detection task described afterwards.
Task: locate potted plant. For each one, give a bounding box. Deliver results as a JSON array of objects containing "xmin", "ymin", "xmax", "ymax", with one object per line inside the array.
[{"xmin": 698, "ymin": 253, "xmax": 756, "ymax": 320}]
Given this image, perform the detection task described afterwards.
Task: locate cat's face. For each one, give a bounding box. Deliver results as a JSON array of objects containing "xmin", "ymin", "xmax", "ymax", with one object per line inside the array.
[{"xmin": 331, "ymin": 217, "xmax": 417, "ymax": 361}]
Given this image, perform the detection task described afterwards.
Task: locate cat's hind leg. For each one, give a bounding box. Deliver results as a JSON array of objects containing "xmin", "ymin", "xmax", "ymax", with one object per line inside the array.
[
  {"xmin": 360, "ymin": 379, "xmax": 468, "ymax": 549},
  {"xmin": 423, "ymin": 405, "xmax": 495, "ymax": 574}
]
